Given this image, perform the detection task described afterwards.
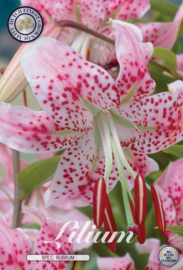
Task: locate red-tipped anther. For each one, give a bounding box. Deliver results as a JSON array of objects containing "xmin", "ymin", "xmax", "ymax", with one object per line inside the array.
[
  {"xmin": 93, "ymin": 178, "xmax": 107, "ymax": 229},
  {"xmin": 144, "ymin": 267, "xmax": 149, "ymax": 270},
  {"xmin": 137, "ymin": 223, "xmax": 146, "ymax": 244},
  {"xmin": 126, "ymin": 263, "xmax": 133, "ymax": 270},
  {"xmin": 0, "ymin": 67, "xmax": 6, "ymax": 75},
  {"xmin": 104, "ymin": 195, "xmax": 117, "ymax": 252},
  {"xmin": 151, "ymin": 184, "xmax": 166, "ymax": 233},
  {"xmin": 134, "ymin": 175, "xmax": 147, "ymax": 226},
  {"xmin": 129, "ymin": 200, "xmax": 137, "ymax": 223}
]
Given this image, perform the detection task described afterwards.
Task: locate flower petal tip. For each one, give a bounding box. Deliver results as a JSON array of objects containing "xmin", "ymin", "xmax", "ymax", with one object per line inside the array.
[{"xmin": 110, "ymin": 19, "xmax": 143, "ymax": 42}]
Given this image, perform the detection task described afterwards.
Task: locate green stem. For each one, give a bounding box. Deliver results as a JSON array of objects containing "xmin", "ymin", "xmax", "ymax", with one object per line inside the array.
[
  {"xmin": 12, "ymin": 150, "xmax": 21, "ymax": 229},
  {"xmin": 58, "ymin": 20, "xmax": 115, "ymax": 45}
]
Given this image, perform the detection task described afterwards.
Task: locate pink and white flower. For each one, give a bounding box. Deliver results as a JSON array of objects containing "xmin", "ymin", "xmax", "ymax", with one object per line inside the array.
[
  {"xmin": 0, "ymin": 206, "xmax": 75, "ymax": 270},
  {"xmin": 1, "ymin": 20, "xmax": 183, "ymax": 229},
  {"xmin": 0, "ymin": 213, "xmax": 32, "ymax": 270},
  {"xmin": 137, "ymin": 3, "xmax": 183, "ymax": 50},
  {"xmin": 97, "ymin": 253, "xmax": 134, "ymax": 270},
  {"xmin": 21, "ymin": 0, "xmax": 150, "ymax": 64}
]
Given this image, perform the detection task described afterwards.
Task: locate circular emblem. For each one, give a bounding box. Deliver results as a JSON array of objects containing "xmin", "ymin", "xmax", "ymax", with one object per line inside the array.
[
  {"xmin": 7, "ymin": 6, "xmax": 43, "ymax": 43},
  {"xmin": 158, "ymin": 246, "xmax": 179, "ymax": 267}
]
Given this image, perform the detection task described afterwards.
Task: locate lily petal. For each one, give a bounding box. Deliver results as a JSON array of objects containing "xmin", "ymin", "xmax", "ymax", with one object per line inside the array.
[
  {"xmin": 137, "ymin": 3, "xmax": 183, "ymax": 49},
  {"xmin": 156, "ymin": 160, "xmax": 183, "ymax": 225},
  {"xmin": 47, "ymin": 131, "xmax": 119, "ymax": 208},
  {"xmin": 21, "ymin": 37, "xmax": 119, "ymax": 130},
  {"xmin": 97, "ymin": 254, "xmax": 134, "ymax": 270},
  {"xmin": 177, "ymin": 54, "xmax": 183, "ymax": 77},
  {"xmin": 121, "ymin": 81, "xmax": 183, "ymax": 154},
  {"xmin": 104, "ymin": 0, "xmax": 150, "ymax": 21},
  {"xmin": 111, "ymin": 20, "xmax": 155, "ymax": 101},
  {"xmin": 136, "ymin": 239, "xmax": 162, "ymax": 270},
  {"xmin": 0, "ymin": 22, "xmax": 62, "ymax": 103},
  {"xmin": 0, "ymin": 214, "xmax": 32, "ymax": 270},
  {"xmin": 23, "ymin": 205, "xmax": 73, "ymax": 270},
  {"xmin": 78, "ymin": 0, "xmax": 106, "ymax": 30},
  {"xmin": 0, "ymin": 103, "xmax": 76, "ymax": 153}
]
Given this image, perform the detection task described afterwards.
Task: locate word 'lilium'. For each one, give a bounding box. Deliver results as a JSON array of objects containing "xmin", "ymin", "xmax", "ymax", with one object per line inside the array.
[{"xmin": 1, "ymin": 20, "xmax": 183, "ymax": 239}]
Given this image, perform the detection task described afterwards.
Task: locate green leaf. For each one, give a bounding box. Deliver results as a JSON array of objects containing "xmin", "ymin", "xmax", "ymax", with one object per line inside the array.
[
  {"xmin": 18, "ymin": 155, "xmax": 61, "ymax": 200},
  {"xmin": 166, "ymin": 225, "xmax": 183, "ymax": 237},
  {"xmin": 150, "ymin": 0, "xmax": 178, "ymax": 19},
  {"xmin": 148, "ymin": 61, "xmax": 174, "ymax": 94},
  {"xmin": 162, "ymin": 145, "xmax": 183, "ymax": 158},
  {"xmin": 152, "ymin": 48, "xmax": 177, "ymax": 77}
]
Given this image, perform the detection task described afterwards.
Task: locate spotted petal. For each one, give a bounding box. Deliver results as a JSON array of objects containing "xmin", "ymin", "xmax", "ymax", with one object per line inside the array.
[
  {"xmin": 23, "ymin": 205, "xmax": 73, "ymax": 270},
  {"xmin": 48, "ymin": 131, "xmax": 119, "ymax": 208},
  {"xmin": 137, "ymin": 3, "xmax": 183, "ymax": 49},
  {"xmin": 0, "ymin": 214, "xmax": 32, "ymax": 270},
  {"xmin": 97, "ymin": 254, "xmax": 134, "ymax": 270},
  {"xmin": 104, "ymin": 0, "xmax": 150, "ymax": 21},
  {"xmin": 120, "ymin": 81, "xmax": 183, "ymax": 154},
  {"xmin": 21, "ymin": 37, "xmax": 119, "ymax": 130},
  {"xmin": 112, "ymin": 121, "xmax": 159, "ymax": 188},
  {"xmin": 111, "ymin": 20, "xmax": 155, "ymax": 102},
  {"xmin": 21, "ymin": 0, "xmax": 75, "ymax": 23},
  {"xmin": 136, "ymin": 239, "xmax": 163, "ymax": 270},
  {"xmin": 156, "ymin": 160, "xmax": 183, "ymax": 225},
  {"xmin": 78, "ymin": 0, "xmax": 106, "ymax": 30},
  {"xmin": 0, "ymin": 103, "xmax": 78, "ymax": 153}
]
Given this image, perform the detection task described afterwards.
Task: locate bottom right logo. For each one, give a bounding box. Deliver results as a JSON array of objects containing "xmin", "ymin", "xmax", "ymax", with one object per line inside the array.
[{"xmin": 159, "ymin": 246, "xmax": 179, "ymax": 267}]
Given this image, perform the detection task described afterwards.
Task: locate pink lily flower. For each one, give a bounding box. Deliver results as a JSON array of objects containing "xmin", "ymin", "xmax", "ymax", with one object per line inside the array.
[
  {"xmin": 0, "ymin": 143, "xmax": 91, "ymax": 252},
  {"xmin": 1, "ymin": 20, "xmax": 183, "ymax": 229},
  {"xmin": 23, "ymin": 205, "xmax": 73, "ymax": 270},
  {"xmin": 137, "ymin": 3, "xmax": 183, "ymax": 50},
  {"xmin": 97, "ymin": 253, "xmax": 134, "ymax": 270},
  {"xmin": 21, "ymin": 0, "xmax": 150, "ymax": 64},
  {"xmin": 177, "ymin": 54, "xmax": 183, "ymax": 77},
  {"xmin": 156, "ymin": 160, "xmax": 183, "ymax": 226},
  {"xmin": 0, "ymin": 213, "xmax": 32, "ymax": 270},
  {"xmin": 0, "ymin": 206, "xmax": 74, "ymax": 270}
]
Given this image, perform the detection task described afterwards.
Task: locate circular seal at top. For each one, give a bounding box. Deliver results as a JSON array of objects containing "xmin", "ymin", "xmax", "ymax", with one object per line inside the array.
[
  {"xmin": 7, "ymin": 6, "xmax": 43, "ymax": 43},
  {"xmin": 158, "ymin": 246, "xmax": 179, "ymax": 267}
]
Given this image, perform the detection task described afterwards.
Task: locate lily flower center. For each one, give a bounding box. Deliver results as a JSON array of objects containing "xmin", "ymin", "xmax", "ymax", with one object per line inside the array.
[
  {"xmin": 94, "ymin": 111, "xmax": 137, "ymax": 227},
  {"xmin": 71, "ymin": 32, "xmax": 90, "ymax": 59}
]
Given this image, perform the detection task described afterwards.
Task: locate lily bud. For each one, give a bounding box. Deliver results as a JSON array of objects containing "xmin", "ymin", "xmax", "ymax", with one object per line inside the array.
[
  {"xmin": 0, "ymin": 22, "xmax": 62, "ymax": 102},
  {"xmin": 151, "ymin": 184, "xmax": 166, "ymax": 233},
  {"xmin": 93, "ymin": 178, "xmax": 107, "ymax": 229},
  {"xmin": 104, "ymin": 195, "xmax": 117, "ymax": 252},
  {"xmin": 134, "ymin": 175, "xmax": 147, "ymax": 226}
]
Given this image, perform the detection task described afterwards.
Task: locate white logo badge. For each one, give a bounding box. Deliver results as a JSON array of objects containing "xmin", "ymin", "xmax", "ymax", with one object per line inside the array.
[
  {"xmin": 159, "ymin": 246, "xmax": 179, "ymax": 267},
  {"xmin": 7, "ymin": 6, "xmax": 43, "ymax": 43}
]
